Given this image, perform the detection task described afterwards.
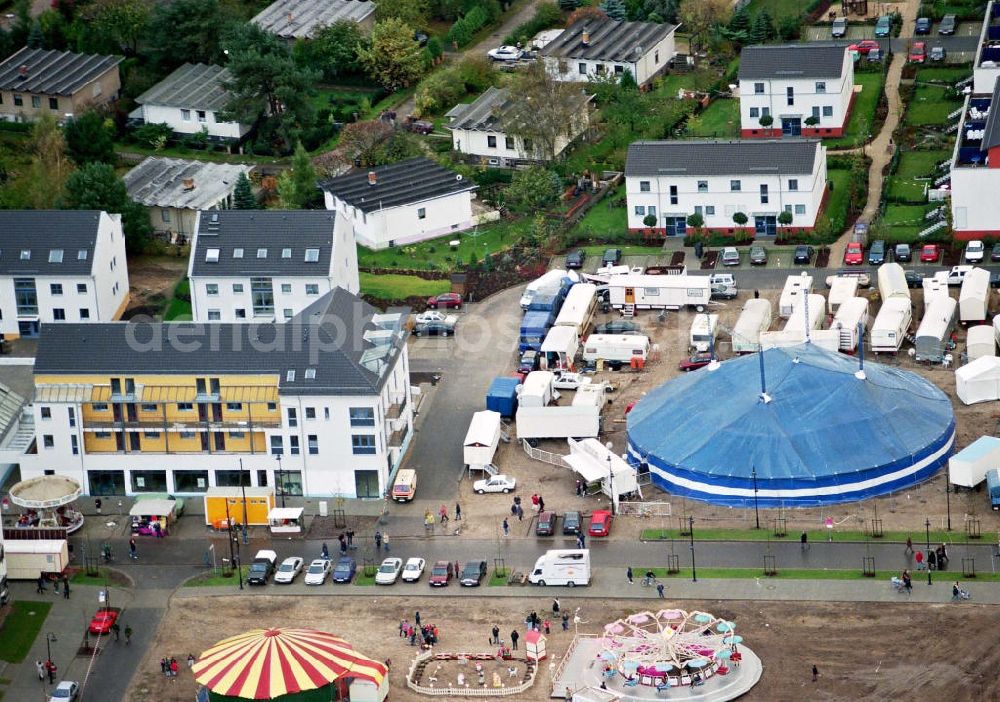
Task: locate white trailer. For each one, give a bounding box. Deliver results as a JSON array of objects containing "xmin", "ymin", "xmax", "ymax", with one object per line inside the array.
[
  {"xmin": 759, "ymin": 328, "xmax": 840, "ymax": 352},
  {"xmin": 782, "ymin": 294, "xmax": 825, "ymax": 333},
  {"xmin": 519, "ymin": 371, "xmax": 557, "ymax": 408},
  {"xmin": 831, "ymin": 297, "xmax": 870, "ymax": 352},
  {"xmin": 959, "ymin": 267, "xmax": 991, "ymax": 323},
  {"xmin": 571, "ymin": 382, "xmax": 609, "ymax": 409},
  {"xmin": 956, "ymin": 355, "xmax": 1000, "ymax": 404},
  {"xmin": 922, "ymin": 273, "xmax": 950, "ymax": 312},
  {"xmin": 540, "ymin": 325, "xmax": 580, "ymax": 370},
  {"xmin": 948, "ymin": 436, "xmax": 1000, "ymax": 488},
  {"xmin": 582, "ymin": 334, "xmax": 650, "ymax": 365},
  {"xmin": 779, "ymin": 273, "xmax": 813, "ymax": 318},
  {"xmin": 870, "ymin": 297, "xmax": 912, "ymax": 354},
  {"xmin": 878, "ymin": 263, "xmax": 911, "ymax": 302},
  {"xmin": 528, "ymin": 549, "xmax": 591, "ymax": 587},
  {"xmin": 689, "ymin": 314, "xmax": 718, "ymax": 352},
  {"xmin": 828, "ymin": 276, "xmax": 859, "ymax": 314},
  {"xmin": 731, "ymin": 299, "xmax": 772, "ymax": 354},
  {"xmin": 554, "ymin": 283, "xmax": 597, "ymax": 337},
  {"xmin": 967, "ymin": 324, "xmax": 996, "ymax": 362},
  {"xmin": 515, "ymin": 405, "xmax": 600, "ymax": 440},
  {"xmin": 5, "ymin": 539, "xmax": 69, "ymax": 579},
  {"xmin": 463, "ymin": 410, "xmax": 502, "ymax": 470},
  {"xmin": 605, "ymin": 274, "xmax": 711, "ymax": 311},
  {"xmin": 915, "ymin": 297, "xmax": 957, "ymax": 363}
]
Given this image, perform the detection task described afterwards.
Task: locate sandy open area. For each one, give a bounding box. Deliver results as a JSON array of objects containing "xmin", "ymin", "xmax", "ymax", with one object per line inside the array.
[{"xmin": 127, "ymin": 594, "xmax": 999, "ymax": 702}]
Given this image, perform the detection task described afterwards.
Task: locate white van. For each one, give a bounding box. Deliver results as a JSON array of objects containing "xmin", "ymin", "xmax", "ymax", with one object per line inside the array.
[
  {"xmin": 520, "ymin": 269, "xmax": 572, "ymax": 310},
  {"xmin": 689, "ymin": 314, "xmax": 718, "ymax": 352},
  {"xmin": 528, "ymin": 549, "xmax": 590, "ymax": 587},
  {"xmin": 391, "ymin": 469, "xmax": 417, "ymax": 502},
  {"xmin": 582, "ymin": 334, "xmax": 650, "ymax": 367}
]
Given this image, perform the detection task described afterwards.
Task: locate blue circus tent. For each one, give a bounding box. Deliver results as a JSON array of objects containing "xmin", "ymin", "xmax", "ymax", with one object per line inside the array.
[{"xmin": 626, "ymin": 344, "xmax": 955, "ymax": 507}]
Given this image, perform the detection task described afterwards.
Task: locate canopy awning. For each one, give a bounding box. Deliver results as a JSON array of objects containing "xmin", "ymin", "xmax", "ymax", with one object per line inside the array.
[
  {"xmin": 267, "ymin": 507, "xmax": 304, "ymax": 522},
  {"xmin": 129, "ymin": 499, "xmax": 176, "ymax": 517},
  {"xmin": 563, "ymin": 452, "xmax": 608, "ymax": 483}
]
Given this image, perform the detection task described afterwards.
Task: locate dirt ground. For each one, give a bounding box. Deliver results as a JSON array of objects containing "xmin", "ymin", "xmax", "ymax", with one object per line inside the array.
[
  {"xmin": 127, "ymin": 594, "xmax": 999, "ymax": 702},
  {"xmin": 124, "ymin": 255, "xmax": 188, "ymax": 317},
  {"xmin": 425, "ymin": 285, "xmax": 1000, "ymax": 543}
]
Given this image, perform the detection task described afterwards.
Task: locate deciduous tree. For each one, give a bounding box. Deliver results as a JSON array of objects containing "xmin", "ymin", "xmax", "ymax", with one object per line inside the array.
[
  {"xmin": 357, "ymin": 18, "xmax": 427, "ymax": 91},
  {"xmin": 64, "ymin": 163, "xmax": 150, "ymax": 253},
  {"xmin": 144, "ymin": 0, "xmax": 233, "ymax": 70},
  {"xmin": 23, "ymin": 115, "xmax": 71, "ymax": 209},
  {"xmin": 65, "ymin": 111, "xmax": 116, "ymax": 165},
  {"xmin": 85, "ymin": 0, "xmax": 150, "ymax": 56},
  {"xmin": 503, "ymin": 166, "xmax": 561, "ymax": 214},
  {"xmin": 277, "ymin": 142, "xmax": 318, "ymax": 208},
  {"xmin": 294, "ymin": 20, "xmax": 366, "ymax": 81},
  {"xmin": 500, "ymin": 63, "xmax": 591, "ymax": 161},
  {"xmin": 678, "ymin": 0, "xmax": 728, "ymax": 53},
  {"xmin": 376, "ymin": 0, "xmax": 430, "ymax": 31},
  {"xmin": 337, "ymin": 120, "xmax": 394, "ymax": 168}
]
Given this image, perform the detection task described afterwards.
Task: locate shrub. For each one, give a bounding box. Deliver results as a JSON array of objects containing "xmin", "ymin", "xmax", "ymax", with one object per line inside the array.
[
  {"xmin": 504, "ymin": 2, "xmax": 561, "ymax": 45},
  {"xmin": 132, "ymin": 122, "xmax": 174, "ymax": 149}
]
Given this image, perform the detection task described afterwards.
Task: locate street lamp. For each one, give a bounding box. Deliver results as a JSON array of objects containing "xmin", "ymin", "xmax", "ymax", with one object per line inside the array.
[
  {"xmin": 689, "ymin": 516, "xmax": 696, "ymax": 583},
  {"xmin": 751, "ymin": 466, "xmax": 760, "ymax": 530},
  {"xmin": 225, "ymin": 499, "xmax": 243, "ymax": 590},
  {"xmin": 276, "ymin": 454, "xmax": 285, "ymax": 508},
  {"xmin": 605, "ymin": 442, "xmax": 616, "ymax": 516},
  {"xmin": 945, "ymin": 477, "xmax": 952, "ymax": 532},
  {"xmin": 238, "ymin": 458, "xmax": 249, "ymax": 545},
  {"xmin": 925, "ymin": 518, "xmax": 932, "ymax": 586},
  {"xmin": 45, "ymin": 633, "xmax": 56, "ymax": 666}
]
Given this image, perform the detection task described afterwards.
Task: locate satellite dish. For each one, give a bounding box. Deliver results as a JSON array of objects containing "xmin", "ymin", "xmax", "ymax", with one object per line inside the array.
[{"xmin": 456, "ymin": 174, "xmax": 463, "ymax": 181}]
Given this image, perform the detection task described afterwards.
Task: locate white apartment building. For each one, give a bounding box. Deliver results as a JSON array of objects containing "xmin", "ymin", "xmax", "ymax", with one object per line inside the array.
[
  {"xmin": 187, "ymin": 210, "xmax": 359, "ymax": 323},
  {"xmin": 320, "ymin": 157, "xmax": 478, "ymax": 250},
  {"xmin": 625, "ymin": 140, "xmax": 828, "ymax": 236},
  {"xmin": 540, "ymin": 19, "xmax": 678, "ymax": 86},
  {"xmin": 973, "ymin": 1, "xmax": 1000, "ymax": 94},
  {"xmin": 950, "ymin": 76, "xmax": 1000, "ymax": 238},
  {"xmin": 0, "ymin": 211, "xmax": 129, "ymax": 339},
  {"xmin": 130, "ymin": 63, "xmax": 249, "ymax": 142},
  {"xmin": 446, "ymin": 86, "xmax": 593, "ymax": 165},
  {"xmin": 18, "ymin": 288, "xmax": 414, "ymax": 499},
  {"xmin": 738, "ymin": 43, "xmax": 854, "ymax": 138}
]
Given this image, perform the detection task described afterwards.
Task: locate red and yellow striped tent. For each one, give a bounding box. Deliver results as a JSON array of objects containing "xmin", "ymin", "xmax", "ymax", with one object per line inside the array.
[{"xmin": 193, "ymin": 627, "xmax": 388, "ymax": 701}]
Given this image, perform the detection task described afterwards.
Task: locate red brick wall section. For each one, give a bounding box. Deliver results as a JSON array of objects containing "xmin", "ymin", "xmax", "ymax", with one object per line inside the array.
[
  {"xmin": 952, "ymin": 229, "xmax": 1000, "ymax": 241},
  {"xmin": 988, "ymin": 146, "xmax": 1000, "ymax": 168},
  {"xmin": 741, "ymin": 91, "xmax": 855, "ymax": 139}
]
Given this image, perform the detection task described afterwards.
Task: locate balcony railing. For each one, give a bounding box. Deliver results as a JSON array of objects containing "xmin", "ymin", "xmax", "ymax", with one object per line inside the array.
[
  {"xmin": 83, "ymin": 417, "xmax": 281, "ymax": 430},
  {"xmin": 388, "ymin": 426, "xmax": 408, "ymax": 448},
  {"xmin": 385, "ymin": 396, "xmax": 407, "ymax": 420}
]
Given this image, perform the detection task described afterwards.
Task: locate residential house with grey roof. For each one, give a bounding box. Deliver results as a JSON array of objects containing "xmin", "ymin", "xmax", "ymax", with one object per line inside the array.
[
  {"xmin": 0, "ymin": 211, "xmax": 130, "ymax": 339},
  {"xmin": 445, "ymin": 86, "xmax": 594, "ymax": 165},
  {"xmin": 0, "ymin": 47, "xmax": 122, "ymax": 123},
  {"xmin": 22, "ymin": 287, "xmax": 413, "ymax": 498},
  {"xmin": 625, "ymin": 140, "xmax": 827, "ymax": 236},
  {"xmin": 130, "ymin": 63, "xmax": 249, "ymax": 142},
  {"xmin": 253, "ymin": 0, "xmax": 376, "ymax": 40},
  {"xmin": 738, "ymin": 43, "xmax": 854, "ymax": 138},
  {"xmin": 124, "ymin": 157, "xmax": 254, "ymax": 244},
  {"xmin": 320, "ymin": 157, "xmax": 478, "ymax": 250},
  {"xmin": 950, "ymin": 76, "xmax": 1000, "ymax": 239},
  {"xmin": 540, "ymin": 19, "xmax": 678, "ymax": 86},
  {"xmin": 187, "ymin": 210, "xmax": 359, "ymax": 323}
]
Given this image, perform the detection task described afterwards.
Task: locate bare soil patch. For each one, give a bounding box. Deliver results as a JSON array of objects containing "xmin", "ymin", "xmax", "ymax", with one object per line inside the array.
[{"xmin": 124, "ymin": 255, "xmax": 188, "ymax": 317}]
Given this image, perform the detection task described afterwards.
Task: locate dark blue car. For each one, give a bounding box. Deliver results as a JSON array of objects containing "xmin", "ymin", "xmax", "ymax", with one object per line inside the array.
[{"xmin": 332, "ymin": 556, "xmax": 356, "ymax": 583}]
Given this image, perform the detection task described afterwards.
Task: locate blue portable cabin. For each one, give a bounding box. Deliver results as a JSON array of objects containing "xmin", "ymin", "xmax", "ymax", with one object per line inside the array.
[{"xmin": 486, "ymin": 377, "xmax": 520, "ymax": 417}]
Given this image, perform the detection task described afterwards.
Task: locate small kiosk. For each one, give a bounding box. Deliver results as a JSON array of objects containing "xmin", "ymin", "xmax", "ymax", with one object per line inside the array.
[
  {"xmin": 129, "ymin": 499, "xmax": 176, "ymax": 536},
  {"xmin": 267, "ymin": 507, "xmax": 305, "ymax": 535},
  {"xmin": 203, "ymin": 487, "xmax": 275, "ymax": 528},
  {"xmin": 525, "ymin": 630, "xmax": 547, "ymax": 661}
]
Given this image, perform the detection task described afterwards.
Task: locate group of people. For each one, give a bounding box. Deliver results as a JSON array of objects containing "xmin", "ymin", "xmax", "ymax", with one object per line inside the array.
[
  {"xmin": 35, "ymin": 659, "xmax": 57, "ymax": 684},
  {"xmin": 160, "ymin": 657, "xmax": 182, "ymax": 677},
  {"xmin": 320, "ymin": 530, "xmax": 357, "ymax": 559},
  {"xmin": 910, "ymin": 540, "xmax": 950, "ymax": 571},
  {"xmin": 401, "ymin": 616, "xmax": 439, "ymax": 648},
  {"xmin": 438, "ymin": 503, "xmax": 461, "ymax": 523}
]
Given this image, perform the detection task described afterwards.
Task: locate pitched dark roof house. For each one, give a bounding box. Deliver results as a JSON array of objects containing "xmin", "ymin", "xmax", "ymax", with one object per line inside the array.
[
  {"xmin": 0, "ymin": 211, "xmax": 108, "ymax": 276},
  {"xmin": 738, "ymin": 43, "xmax": 850, "ymax": 81},
  {"xmin": 626, "ymin": 140, "xmax": 823, "ymax": 176},
  {"xmin": 541, "ymin": 19, "xmax": 677, "ymax": 63},
  {"xmin": 320, "ymin": 157, "xmax": 477, "ymax": 213},
  {"xmin": 135, "ymin": 63, "xmax": 232, "ymax": 111},
  {"xmin": 0, "ymin": 47, "xmax": 122, "ymax": 95}
]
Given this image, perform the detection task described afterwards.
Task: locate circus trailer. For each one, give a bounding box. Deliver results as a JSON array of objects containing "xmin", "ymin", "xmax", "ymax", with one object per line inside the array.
[
  {"xmin": 203, "ymin": 487, "xmax": 275, "ymax": 528},
  {"xmin": 541, "ymin": 325, "xmax": 581, "ymax": 370},
  {"xmin": 519, "ymin": 371, "xmax": 557, "ymax": 408},
  {"xmin": 515, "ymin": 405, "xmax": 601, "ymax": 441},
  {"xmin": 827, "ymin": 276, "xmax": 859, "ymax": 314},
  {"xmin": 878, "ymin": 263, "xmax": 911, "ymax": 303},
  {"xmin": 915, "ymin": 297, "xmax": 957, "ymax": 363},
  {"xmin": 5, "ymin": 539, "xmax": 68, "ymax": 580},
  {"xmin": 528, "ymin": 549, "xmax": 590, "ymax": 586},
  {"xmin": 605, "ymin": 274, "xmax": 711, "ymax": 311},
  {"xmin": 778, "ymin": 273, "xmax": 813, "ymax": 318},
  {"xmin": 554, "ymin": 282, "xmax": 598, "ymax": 337},
  {"xmin": 731, "ymin": 299, "xmax": 772, "ymax": 354},
  {"xmin": 831, "ymin": 297, "xmax": 870, "ymax": 352},
  {"xmin": 967, "ymin": 324, "xmax": 996, "ymax": 362},
  {"xmin": 959, "ymin": 267, "xmax": 991, "ymax": 323},
  {"xmin": 922, "ymin": 273, "xmax": 951, "ymax": 311},
  {"xmin": 463, "ymin": 410, "xmax": 502, "ymax": 472},
  {"xmin": 870, "ymin": 297, "xmax": 911, "ymax": 354}
]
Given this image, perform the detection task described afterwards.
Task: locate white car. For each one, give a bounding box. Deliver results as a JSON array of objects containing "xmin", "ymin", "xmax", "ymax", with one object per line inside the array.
[
  {"xmin": 273, "ymin": 556, "xmax": 304, "ymax": 584},
  {"xmin": 488, "ymin": 45, "xmax": 523, "ymax": 61},
  {"xmin": 965, "ymin": 240, "xmax": 985, "ymax": 262},
  {"xmin": 474, "ymin": 474, "xmax": 517, "ymax": 494},
  {"xmin": 303, "ymin": 558, "xmax": 332, "ymax": 585},
  {"xmin": 401, "ymin": 557, "xmax": 426, "ymax": 582},
  {"xmin": 49, "ymin": 681, "xmax": 79, "ymax": 702},
  {"xmin": 946, "ymin": 265, "xmax": 974, "ymax": 286},
  {"xmin": 414, "ymin": 310, "xmax": 458, "ymax": 325},
  {"xmin": 375, "ymin": 557, "xmax": 404, "ymax": 585},
  {"xmin": 721, "ymin": 247, "xmax": 740, "ymax": 266},
  {"xmin": 552, "ymin": 371, "xmax": 592, "ymax": 391}
]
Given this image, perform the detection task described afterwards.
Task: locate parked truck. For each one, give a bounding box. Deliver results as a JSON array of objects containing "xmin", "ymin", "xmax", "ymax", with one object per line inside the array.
[
  {"xmin": 247, "ymin": 549, "xmax": 277, "ymax": 585},
  {"xmin": 515, "ymin": 405, "xmax": 601, "ymax": 441},
  {"xmin": 527, "ymin": 549, "xmax": 591, "ymax": 587},
  {"xmin": 520, "ymin": 270, "xmax": 575, "ymax": 310},
  {"xmin": 519, "ymin": 309, "xmax": 557, "ymax": 353},
  {"xmin": 4, "ymin": 539, "xmax": 68, "ymax": 580},
  {"xmin": 988, "ymin": 468, "xmax": 1000, "ymax": 510}
]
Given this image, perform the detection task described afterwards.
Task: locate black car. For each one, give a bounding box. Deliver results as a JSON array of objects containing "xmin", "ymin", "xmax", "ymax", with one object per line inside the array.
[
  {"xmin": 749, "ymin": 245, "xmax": 767, "ymax": 265},
  {"xmin": 904, "ymin": 270, "xmax": 924, "ymax": 288},
  {"xmin": 868, "ymin": 240, "xmax": 886, "ymax": 265},
  {"xmin": 915, "ymin": 17, "xmax": 931, "ymax": 34},
  {"xmin": 894, "ymin": 243, "xmax": 912, "ymax": 262},
  {"xmin": 535, "ymin": 511, "xmax": 556, "ymax": 536},
  {"xmin": 595, "ymin": 320, "xmax": 641, "ymax": 335},
  {"xmin": 565, "ymin": 249, "xmax": 586, "ymax": 269},
  {"xmin": 602, "ymin": 248, "xmax": 622, "ymax": 266},
  {"xmin": 793, "ymin": 245, "xmax": 814, "ymax": 264},
  {"xmin": 991, "ymin": 243, "xmax": 1000, "ymax": 262},
  {"xmin": 459, "ymin": 560, "xmax": 488, "ymax": 586},
  {"xmin": 413, "ymin": 321, "xmax": 454, "ymax": 337},
  {"xmin": 562, "ymin": 510, "xmax": 582, "ymax": 535},
  {"xmin": 938, "ymin": 14, "xmax": 956, "ymax": 35}
]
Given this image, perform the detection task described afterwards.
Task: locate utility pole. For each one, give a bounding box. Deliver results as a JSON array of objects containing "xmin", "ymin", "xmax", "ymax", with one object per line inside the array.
[
  {"xmin": 239, "ymin": 458, "xmax": 249, "ymax": 545},
  {"xmin": 925, "ymin": 518, "xmax": 932, "ymax": 586},
  {"xmin": 689, "ymin": 516, "xmax": 696, "ymax": 583},
  {"xmin": 225, "ymin": 499, "xmax": 243, "ymax": 590},
  {"xmin": 751, "ymin": 466, "xmax": 760, "ymax": 529}
]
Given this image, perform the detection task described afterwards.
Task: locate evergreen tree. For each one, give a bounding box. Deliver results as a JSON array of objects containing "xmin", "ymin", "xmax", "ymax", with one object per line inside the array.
[
  {"xmin": 600, "ymin": 0, "xmax": 626, "ymax": 21},
  {"xmin": 728, "ymin": 6, "xmax": 750, "ymax": 33},
  {"xmin": 277, "ymin": 142, "xmax": 317, "ymax": 208},
  {"xmin": 757, "ymin": 10, "xmax": 776, "ymax": 40},
  {"xmin": 558, "ymin": 0, "xmax": 580, "ymax": 10},
  {"xmin": 26, "ymin": 21, "xmax": 44, "ymax": 49},
  {"xmin": 232, "ymin": 172, "xmax": 257, "ymax": 209},
  {"xmin": 644, "ymin": 0, "xmax": 678, "ymax": 24},
  {"xmin": 749, "ymin": 13, "xmax": 768, "ymax": 44}
]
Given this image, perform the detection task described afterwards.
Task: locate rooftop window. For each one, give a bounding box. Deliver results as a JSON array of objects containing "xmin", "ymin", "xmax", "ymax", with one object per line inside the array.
[
  {"xmin": 205, "ymin": 248, "xmax": 220, "ymax": 263},
  {"xmin": 233, "ymin": 248, "xmax": 244, "ymax": 258},
  {"xmin": 49, "ymin": 249, "xmax": 63, "ymax": 263},
  {"xmin": 305, "ymin": 248, "xmax": 319, "ymax": 262}
]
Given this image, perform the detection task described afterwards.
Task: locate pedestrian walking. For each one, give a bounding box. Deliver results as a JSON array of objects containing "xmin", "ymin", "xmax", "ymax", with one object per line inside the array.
[
  {"xmin": 36, "ymin": 660, "xmax": 44, "ymax": 680},
  {"xmin": 383, "ymin": 531, "xmax": 390, "ymax": 552},
  {"xmin": 95, "ymin": 497, "xmax": 102, "ymax": 515},
  {"xmin": 346, "ymin": 529, "xmax": 355, "ymax": 547},
  {"xmin": 562, "ymin": 613, "xmax": 569, "ymax": 631},
  {"xmin": 627, "ymin": 567, "xmax": 634, "ymax": 585},
  {"xmin": 502, "ymin": 518, "xmax": 509, "ymax": 536},
  {"xmin": 928, "ymin": 549, "xmax": 937, "ymax": 570},
  {"xmin": 36, "ymin": 575, "xmax": 46, "ymax": 594},
  {"xmin": 812, "ymin": 664, "xmax": 819, "ymax": 682},
  {"xmin": 171, "ymin": 659, "xmax": 179, "ymax": 677},
  {"xmin": 576, "ymin": 533, "xmax": 585, "ymax": 549},
  {"xmin": 455, "ymin": 560, "xmax": 460, "ymax": 577},
  {"xmin": 538, "ymin": 496, "xmax": 545, "ymax": 513},
  {"xmin": 340, "ymin": 540, "xmax": 348, "ymax": 555},
  {"xmin": 125, "ymin": 624, "xmax": 132, "ymax": 645},
  {"xmin": 543, "ymin": 619, "xmax": 551, "ymax": 635},
  {"xmin": 656, "ymin": 582, "xmax": 665, "ymax": 598},
  {"xmin": 510, "ymin": 630, "xmax": 519, "ymax": 650},
  {"xmin": 552, "ymin": 598, "xmax": 561, "ymax": 615},
  {"xmin": 905, "ymin": 536, "xmax": 913, "ymax": 555},
  {"xmin": 455, "ymin": 503, "xmax": 462, "ymax": 521},
  {"xmin": 62, "ymin": 575, "xmax": 70, "ymax": 599},
  {"xmin": 915, "ymin": 550, "xmax": 925, "ymax": 570},
  {"xmin": 54, "ymin": 577, "xmax": 60, "ymax": 595},
  {"xmin": 800, "ymin": 531, "xmax": 808, "ymax": 551},
  {"xmin": 516, "ymin": 504, "xmax": 524, "ymax": 521},
  {"xmin": 129, "ymin": 537, "xmax": 137, "ymax": 560},
  {"xmin": 400, "ymin": 619, "xmax": 407, "ymax": 637},
  {"xmin": 754, "ymin": 289, "xmax": 760, "ymax": 299},
  {"xmin": 46, "ymin": 660, "xmax": 56, "ymax": 684},
  {"xmin": 575, "ymin": 480, "xmax": 583, "ymax": 496},
  {"xmin": 415, "ymin": 611, "xmax": 421, "ymax": 626},
  {"xmin": 374, "ymin": 531, "xmax": 383, "ymax": 552},
  {"xmin": 439, "ymin": 504, "xmax": 449, "ymax": 524},
  {"xmin": 531, "ymin": 494, "xmax": 539, "ymax": 511},
  {"xmin": 112, "ymin": 622, "xmax": 121, "ymax": 641},
  {"xmin": 492, "ymin": 625, "xmax": 500, "ymax": 645},
  {"xmin": 322, "ymin": 542, "xmax": 330, "ymax": 559}
]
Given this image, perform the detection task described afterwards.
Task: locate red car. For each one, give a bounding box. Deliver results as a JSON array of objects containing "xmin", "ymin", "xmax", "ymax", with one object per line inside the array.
[
  {"xmin": 909, "ymin": 42, "xmax": 926, "ymax": 63},
  {"xmin": 678, "ymin": 353, "xmax": 714, "ymax": 372},
  {"xmin": 588, "ymin": 509, "xmax": 612, "ymax": 537},
  {"xmin": 920, "ymin": 244, "xmax": 940, "ymax": 262},
  {"xmin": 427, "ymin": 293, "xmax": 462, "ymax": 309},
  {"xmin": 89, "ymin": 608, "xmax": 119, "ymax": 635},
  {"xmin": 843, "ymin": 242, "xmax": 864, "ymax": 265},
  {"xmin": 428, "ymin": 560, "xmax": 453, "ymax": 586},
  {"xmin": 849, "ymin": 40, "xmax": 880, "ymax": 55}
]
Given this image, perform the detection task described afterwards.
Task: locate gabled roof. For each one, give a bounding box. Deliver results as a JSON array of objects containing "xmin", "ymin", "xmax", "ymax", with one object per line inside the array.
[
  {"xmin": 135, "ymin": 63, "xmax": 233, "ymax": 112},
  {"xmin": 626, "ymin": 140, "xmax": 822, "ymax": 177},
  {"xmin": 0, "ymin": 47, "xmax": 122, "ymax": 96},
  {"xmin": 738, "ymin": 43, "xmax": 850, "ymax": 81},
  {"xmin": 34, "ymin": 288, "xmax": 408, "ymax": 397},
  {"xmin": 541, "ymin": 19, "xmax": 677, "ymax": 63},
  {"xmin": 124, "ymin": 157, "xmax": 253, "ymax": 211},
  {"xmin": 446, "ymin": 85, "xmax": 593, "ymax": 132},
  {"xmin": 320, "ymin": 157, "xmax": 477, "ymax": 214},
  {"xmin": 253, "ymin": 0, "xmax": 376, "ymax": 39},
  {"xmin": 0, "ymin": 211, "xmax": 106, "ymax": 276},
  {"xmin": 983, "ymin": 75, "xmax": 1000, "ymax": 150},
  {"xmin": 190, "ymin": 210, "xmax": 336, "ymax": 277}
]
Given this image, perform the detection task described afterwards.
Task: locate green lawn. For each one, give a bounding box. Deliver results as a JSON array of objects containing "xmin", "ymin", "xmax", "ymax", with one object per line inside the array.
[
  {"xmin": 183, "ymin": 566, "xmax": 250, "ymax": 587},
  {"xmin": 905, "ymin": 84, "xmax": 962, "ymax": 127},
  {"xmin": 883, "ymin": 202, "xmax": 935, "ymax": 239},
  {"xmin": 71, "ymin": 568, "xmax": 113, "ymax": 585},
  {"xmin": 825, "ymin": 167, "xmax": 853, "ymax": 234},
  {"xmin": 573, "ymin": 184, "xmax": 626, "ymax": 237},
  {"xmin": 488, "ymin": 569, "xmax": 509, "ymax": 586},
  {"xmin": 885, "ymin": 149, "xmax": 950, "ymax": 203},
  {"xmin": 357, "ymin": 221, "xmax": 529, "ymax": 272},
  {"xmin": 641, "ymin": 527, "xmax": 964, "ymax": 543},
  {"xmin": 310, "ymin": 85, "xmax": 383, "ymax": 113},
  {"xmin": 685, "ymin": 98, "xmax": 740, "ymax": 139},
  {"xmin": 743, "ymin": 0, "xmax": 805, "ymax": 20},
  {"xmin": 826, "ymin": 71, "xmax": 885, "ymax": 148},
  {"xmin": 916, "ymin": 65, "xmax": 973, "ymax": 84},
  {"xmin": 360, "ymin": 272, "xmax": 450, "ymax": 301},
  {"xmin": 0, "ymin": 601, "xmax": 52, "ymax": 663},
  {"xmin": 163, "ymin": 278, "xmax": 192, "ymax": 321},
  {"xmin": 353, "ymin": 571, "xmax": 377, "ymax": 586}
]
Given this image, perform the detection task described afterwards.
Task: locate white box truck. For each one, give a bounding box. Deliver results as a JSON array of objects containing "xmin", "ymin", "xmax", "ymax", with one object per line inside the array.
[
  {"xmin": 515, "ymin": 405, "xmax": 600, "ymax": 441},
  {"xmin": 948, "ymin": 436, "xmax": 1000, "ymax": 488},
  {"xmin": 689, "ymin": 314, "xmax": 718, "ymax": 352},
  {"xmin": 582, "ymin": 334, "xmax": 650, "ymax": 367},
  {"xmin": 959, "ymin": 267, "xmax": 991, "ymax": 323},
  {"xmin": 870, "ymin": 297, "xmax": 912, "ymax": 354},
  {"xmin": 779, "ymin": 273, "xmax": 813, "ymax": 318},
  {"xmin": 5, "ymin": 540, "xmax": 69, "ymax": 579},
  {"xmin": 520, "ymin": 269, "xmax": 574, "ymax": 310},
  {"xmin": 731, "ymin": 299, "xmax": 772, "ymax": 354},
  {"xmin": 528, "ymin": 549, "xmax": 590, "ymax": 587}
]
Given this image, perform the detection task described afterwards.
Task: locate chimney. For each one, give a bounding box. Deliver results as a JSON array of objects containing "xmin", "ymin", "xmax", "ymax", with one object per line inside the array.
[
  {"xmin": 18, "ymin": 64, "xmax": 28, "ymax": 80},
  {"xmin": 287, "ymin": 12, "xmax": 293, "ymax": 24},
  {"xmin": 581, "ymin": 30, "xmax": 590, "ymax": 46},
  {"xmin": 182, "ymin": 178, "xmax": 195, "ymax": 191},
  {"xmin": 368, "ymin": 171, "xmax": 377, "ymax": 186}
]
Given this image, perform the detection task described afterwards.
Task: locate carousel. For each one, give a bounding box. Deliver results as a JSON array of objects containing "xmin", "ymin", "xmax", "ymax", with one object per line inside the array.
[
  {"xmin": 193, "ymin": 627, "xmax": 389, "ymax": 702},
  {"xmin": 7, "ymin": 475, "xmax": 84, "ymax": 533}
]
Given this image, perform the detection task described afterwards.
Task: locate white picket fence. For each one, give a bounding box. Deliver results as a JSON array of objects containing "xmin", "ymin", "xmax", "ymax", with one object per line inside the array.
[
  {"xmin": 406, "ymin": 650, "xmax": 537, "ymax": 697},
  {"xmin": 618, "ymin": 501, "xmax": 672, "ymax": 517}
]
